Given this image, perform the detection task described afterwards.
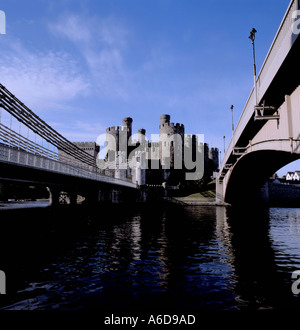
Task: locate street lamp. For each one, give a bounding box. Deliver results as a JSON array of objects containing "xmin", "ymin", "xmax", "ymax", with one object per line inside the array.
[
  {"xmin": 223, "ymin": 136, "xmax": 226, "ymax": 154},
  {"xmin": 230, "ymin": 105, "xmax": 234, "ymax": 135},
  {"xmin": 249, "ymin": 28, "xmax": 258, "ymax": 105}
]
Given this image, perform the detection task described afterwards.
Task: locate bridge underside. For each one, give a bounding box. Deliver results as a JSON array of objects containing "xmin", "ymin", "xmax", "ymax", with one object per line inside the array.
[
  {"xmin": 224, "ymin": 150, "xmax": 299, "ymax": 205},
  {"xmin": 0, "ymin": 161, "xmax": 141, "ymax": 206}
]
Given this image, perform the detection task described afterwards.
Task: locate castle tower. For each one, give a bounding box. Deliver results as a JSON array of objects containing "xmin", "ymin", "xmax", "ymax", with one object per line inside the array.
[
  {"xmin": 209, "ymin": 147, "xmax": 219, "ymax": 171},
  {"xmin": 105, "ymin": 117, "xmax": 132, "ymax": 161},
  {"xmin": 106, "ymin": 126, "xmax": 120, "ymax": 161},
  {"xmin": 204, "ymin": 143, "xmax": 209, "ymax": 165},
  {"xmin": 160, "ymin": 114, "xmax": 170, "ymax": 126},
  {"xmin": 159, "ymin": 114, "xmax": 184, "ymax": 170},
  {"xmin": 122, "ymin": 117, "xmax": 133, "ymax": 139},
  {"xmin": 138, "ymin": 128, "xmax": 146, "ymax": 144},
  {"xmin": 121, "ymin": 117, "xmax": 133, "ymax": 154}
]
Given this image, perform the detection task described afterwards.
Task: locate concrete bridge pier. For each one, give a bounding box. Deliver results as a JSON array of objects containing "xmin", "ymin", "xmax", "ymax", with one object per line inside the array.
[
  {"xmin": 48, "ymin": 187, "xmax": 79, "ymax": 206},
  {"xmin": 136, "ymin": 186, "xmax": 148, "ymax": 203},
  {"xmin": 215, "ymin": 180, "xmax": 224, "ymax": 204},
  {"xmin": 110, "ymin": 189, "xmax": 121, "ymax": 203},
  {"xmin": 83, "ymin": 188, "xmax": 104, "ymax": 206},
  {"xmin": 69, "ymin": 192, "xmax": 78, "ymax": 205},
  {"xmin": 47, "ymin": 185, "xmax": 150, "ymax": 207},
  {"xmin": 48, "ymin": 187, "xmax": 61, "ymax": 207},
  {"xmin": 97, "ymin": 189, "xmax": 107, "ymax": 203},
  {"xmin": 0, "ymin": 270, "xmax": 6, "ymax": 295}
]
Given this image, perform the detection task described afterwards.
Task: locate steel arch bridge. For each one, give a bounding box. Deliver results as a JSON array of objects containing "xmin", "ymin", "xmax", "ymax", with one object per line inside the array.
[{"xmin": 217, "ymin": 0, "xmax": 300, "ymax": 205}]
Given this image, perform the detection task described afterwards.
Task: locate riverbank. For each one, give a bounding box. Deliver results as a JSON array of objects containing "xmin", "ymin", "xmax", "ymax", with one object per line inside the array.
[
  {"xmin": 163, "ymin": 189, "xmax": 229, "ymax": 206},
  {"xmin": 164, "ymin": 181, "xmax": 229, "ymax": 206},
  {"xmin": 163, "ymin": 196, "xmax": 229, "ymax": 206}
]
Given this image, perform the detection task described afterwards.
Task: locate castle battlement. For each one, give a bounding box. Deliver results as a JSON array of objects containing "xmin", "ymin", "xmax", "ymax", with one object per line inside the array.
[
  {"xmin": 159, "ymin": 115, "xmax": 185, "ymax": 139},
  {"xmin": 107, "ymin": 126, "xmax": 130, "ymax": 133},
  {"xmin": 74, "ymin": 142, "xmax": 96, "ymax": 147},
  {"xmin": 106, "ymin": 126, "xmax": 117, "ymax": 133},
  {"xmin": 159, "ymin": 122, "xmax": 184, "ymax": 129}
]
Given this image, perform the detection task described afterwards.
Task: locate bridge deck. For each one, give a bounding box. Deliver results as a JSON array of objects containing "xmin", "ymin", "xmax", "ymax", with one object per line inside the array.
[
  {"xmin": 0, "ymin": 144, "xmax": 137, "ymax": 189},
  {"xmin": 219, "ymin": 0, "xmax": 300, "ymax": 181}
]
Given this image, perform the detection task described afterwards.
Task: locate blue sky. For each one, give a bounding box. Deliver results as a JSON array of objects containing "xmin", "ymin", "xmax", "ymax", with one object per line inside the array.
[{"xmin": 0, "ymin": 0, "xmax": 297, "ymax": 176}]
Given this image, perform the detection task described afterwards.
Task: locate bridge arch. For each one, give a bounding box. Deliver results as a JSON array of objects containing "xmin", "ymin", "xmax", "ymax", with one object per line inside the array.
[
  {"xmin": 224, "ymin": 148, "xmax": 299, "ymax": 205},
  {"xmin": 217, "ymin": 0, "xmax": 300, "ymax": 205}
]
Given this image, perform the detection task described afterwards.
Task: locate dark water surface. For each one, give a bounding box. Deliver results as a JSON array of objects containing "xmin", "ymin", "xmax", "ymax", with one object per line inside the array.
[{"xmin": 1, "ymin": 202, "xmax": 300, "ymax": 311}]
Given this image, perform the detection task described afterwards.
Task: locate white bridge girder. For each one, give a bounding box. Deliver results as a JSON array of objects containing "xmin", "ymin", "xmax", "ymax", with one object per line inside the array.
[
  {"xmin": 217, "ymin": 0, "xmax": 300, "ymax": 204},
  {"xmin": 217, "ymin": 84, "xmax": 300, "ymax": 203}
]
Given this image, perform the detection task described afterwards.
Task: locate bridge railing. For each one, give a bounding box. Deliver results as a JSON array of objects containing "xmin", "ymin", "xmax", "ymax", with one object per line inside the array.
[
  {"xmin": 0, "ymin": 143, "xmax": 137, "ymax": 188},
  {"xmin": 220, "ymin": 0, "xmax": 298, "ymax": 171},
  {"xmin": 0, "ymin": 86, "xmax": 137, "ymax": 188},
  {"xmin": 257, "ymin": 0, "xmax": 298, "ymax": 101}
]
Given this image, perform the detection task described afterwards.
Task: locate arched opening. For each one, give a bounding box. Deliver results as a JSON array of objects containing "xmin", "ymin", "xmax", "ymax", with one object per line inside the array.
[
  {"xmin": 276, "ymin": 159, "xmax": 300, "ymax": 179},
  {"xmin": 225, "ymin": 150, "xmax": 300, "ymax": 205}
]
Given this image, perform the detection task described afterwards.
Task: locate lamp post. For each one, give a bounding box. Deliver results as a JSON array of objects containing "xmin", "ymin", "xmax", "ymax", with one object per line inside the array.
[
  {"xmin": 249, "ymin": 28, "xmax": 258, "ymax": 105},
  {"xmin": 223, "ymin": 136, "xmax": 226, "ymax": 155},
  {"xmin": 230, "ymin": 105, "xmax": 234, "ymax": 135}
]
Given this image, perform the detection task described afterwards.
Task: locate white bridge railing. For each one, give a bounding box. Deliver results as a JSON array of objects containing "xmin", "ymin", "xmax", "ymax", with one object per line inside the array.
[{"xmin": 0, "ymin": 143, "xmax": 137, "ymax": 189}]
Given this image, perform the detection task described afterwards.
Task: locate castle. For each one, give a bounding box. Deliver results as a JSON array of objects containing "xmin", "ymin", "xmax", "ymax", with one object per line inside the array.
[
  {"xmin": 102, "ymin": 114, "xmax": 219, "ymax": 188},
  {"xmin": 59, "ymin": 114, "xmax": 219, "ymax": 192}
]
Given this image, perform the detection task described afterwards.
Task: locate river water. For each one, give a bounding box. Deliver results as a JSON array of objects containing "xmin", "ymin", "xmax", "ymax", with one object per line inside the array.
[{"xmin": 0, "ymin": 202, "xmax": 300, "ymax": 311}]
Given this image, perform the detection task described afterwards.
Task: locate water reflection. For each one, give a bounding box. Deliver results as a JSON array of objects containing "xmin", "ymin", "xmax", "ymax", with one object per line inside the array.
[
  {"xmin": 269, "ymin": 208, "xmax": 300, "ymax": 271},
  {"xmin": 1, "ymin": 204, "xmax": 300, "ymax": 310},
  {"xmin": 227, "ymin": 206, "xmax": 300, "ymax": 310}
]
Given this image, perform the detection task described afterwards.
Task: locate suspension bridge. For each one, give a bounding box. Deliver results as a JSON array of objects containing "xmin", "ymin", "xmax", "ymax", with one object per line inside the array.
[{"xmin": 0, "ymin": 83, "xmax": 137, "ymax": 206}]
